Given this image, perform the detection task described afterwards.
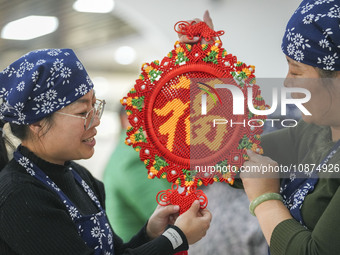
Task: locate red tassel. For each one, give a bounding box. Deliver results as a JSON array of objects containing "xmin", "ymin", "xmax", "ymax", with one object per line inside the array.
[{"xmin": 175, "ymin": 251, "xmax": 188, "ymax": 255}]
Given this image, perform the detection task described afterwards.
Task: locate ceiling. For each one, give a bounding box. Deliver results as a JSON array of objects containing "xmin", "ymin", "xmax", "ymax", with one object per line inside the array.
[
  {"xmin": 0, "ymin": 0, "xmax": 300, "ymax": 77},
  {"xmin": 0, "ymin": 0, "xmax": 141, "ymax": 73}
]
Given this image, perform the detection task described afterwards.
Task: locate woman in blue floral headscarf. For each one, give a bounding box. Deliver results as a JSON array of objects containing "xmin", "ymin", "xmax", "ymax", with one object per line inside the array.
[
  {"xmin": 185, "ymin": 2, "xmax": 340, "ymax": 254},
  {"xmin": 0, "ymin": 49, "xmax": 211, "ymax": 255},
  {"xmin": 241, "ymin": 1, "xmax": 340, "ymax": 254}
]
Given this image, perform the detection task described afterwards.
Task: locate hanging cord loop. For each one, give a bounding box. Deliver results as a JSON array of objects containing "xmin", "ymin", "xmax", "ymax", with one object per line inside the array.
[{"xmin": 174, "ymin": 20, "xmax": 225, "ymax": 43}]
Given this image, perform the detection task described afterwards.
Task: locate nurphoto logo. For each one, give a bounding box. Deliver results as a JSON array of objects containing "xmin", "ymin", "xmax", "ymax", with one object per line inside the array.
[{"xmin": 199, "ymin": 81, "xmax": 311, "ymax": 129}]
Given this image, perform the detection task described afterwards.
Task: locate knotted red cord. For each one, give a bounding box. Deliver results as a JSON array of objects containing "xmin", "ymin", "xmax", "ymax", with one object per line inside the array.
[{"xmin": 174, "ymin": 20, "xmax": 225, "ymax": 42}]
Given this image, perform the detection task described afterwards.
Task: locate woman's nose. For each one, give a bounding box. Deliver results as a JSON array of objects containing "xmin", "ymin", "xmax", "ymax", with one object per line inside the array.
[
  {"xmin": 92, "ymin": 112, "xmax": 101, "ymax": 128},
  {"xmin": 284, "ymin": 76, "xmax": 293, "ymax": 88}
]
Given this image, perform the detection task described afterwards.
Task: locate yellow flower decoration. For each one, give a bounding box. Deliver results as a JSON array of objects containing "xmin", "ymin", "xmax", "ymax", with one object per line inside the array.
[
  {"xmin": 242, "ymin": 68, "xmax": 251, "ymax": 77},
  {"xmin": 126, "ymin": 97, "xmax": 132, "ymax": 106},
  {"xmin": 211, "ymin": 45, "xmax": 219, "ymax": 52},
  {"xmin": 129, "ymin": 134, "xmax": 136, "ymax": 144},
  {"xmin": 150, "ymin": 166, "xmax": 158, "ymax": 175},
  {"xmin": 145, "ymin": 65, "xmax": 153, "ymax": 73},
  {"xmin": 222, "ymin": 171, "xmax": 232, "ymax": 179},
  {"xmin": 175, "ymin": 46, "xmax": 184, "ymax": 53},
  {"xmin": 185, "ymin": 181, "xmax": 194, "ymax": 187}
]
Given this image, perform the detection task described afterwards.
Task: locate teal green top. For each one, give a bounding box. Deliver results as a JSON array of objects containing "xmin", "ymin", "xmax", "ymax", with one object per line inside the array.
[
  {"xmin": 103, "ymin": 132, "xmax": 170, "ymax": 242},
  {"xmin": 260, "ymin": 120, "xmax": 340, "ymax": 254}
]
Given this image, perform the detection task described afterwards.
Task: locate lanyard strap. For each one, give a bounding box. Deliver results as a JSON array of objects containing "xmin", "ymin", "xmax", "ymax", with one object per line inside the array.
[
  {"xmin": 318, "ymin": 139, "xmax": 340, "ymax": 168},
  {"xmin": 13, "ymin": 147, "xmax": 104, "ymax": 215},
  {"xmin": 281, "ymin": 139, "xmax": 340, "ymax": 225}
]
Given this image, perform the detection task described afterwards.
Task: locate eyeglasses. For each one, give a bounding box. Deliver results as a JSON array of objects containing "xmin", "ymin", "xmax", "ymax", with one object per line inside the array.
[{"xmin": 56, "ymin": 99, "xmax": 106, "ymax": 130}]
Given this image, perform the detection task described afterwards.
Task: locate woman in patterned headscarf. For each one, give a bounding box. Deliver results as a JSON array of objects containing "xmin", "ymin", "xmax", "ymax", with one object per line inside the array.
[
  {"xmin": 0, "ymin": 49, "xmax": 211, "ymax": 255},
  {"xmin": 240, "ymin": 1, "xmax": 340, "ymax": 254},
  {"xmin": 184, "ymin": 2, "xmax": 340, "ymax": 254}
]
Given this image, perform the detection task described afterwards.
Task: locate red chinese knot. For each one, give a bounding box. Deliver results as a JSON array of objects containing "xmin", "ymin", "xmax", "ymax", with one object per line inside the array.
[{"xmin": 121, "ymin": 21, "xmax": 267, "ymax": 216}]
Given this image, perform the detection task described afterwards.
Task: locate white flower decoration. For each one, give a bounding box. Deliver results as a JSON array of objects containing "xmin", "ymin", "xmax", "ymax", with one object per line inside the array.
[
  {"xmin": 47, "ymin": 49, "xmax": 62, "ymax": 56},
  {"xmin": 86, "ymin": 76, "xmax": 93, "ymax": 86},
  {"xmin": 319, "ymin": 39, "xmax": 332, "ymax": 51},
  {"xmin": 45, "ymin": 89, "xmax": 58, "ymax": 101},
  {"xmin": 294, "ymin": 50, "xmax": 304, "ymax": 61},
  {"xmin": 91, "ymin": 226, "xmax": 103, "ymax": 238},
  {"xmin": 287, "ymin": 43, "xmax": 295, "ymax": 55},
  {"xmin": 16, "ymin": 65, "xmax": 26, "ymax": 78},
  {"xmin": 301, "ymin": 3, "xmax": 314, "ymax": 14},
  {"xmin": 303, "ymin": 14, "xmax": 315, "ymax": 24},
  {"xmin": 76, "ymin": 61, "xmax": 84, "ymax": 70},
  {"xmin": 32, "ymin": 71, "xmax": 40, "ymax": 83},
  {"xmin": 75, "ymin": 84, "xmax": 88, "ymax": 96},
  {"xmin": 33, "ymin": 93, "xmax": 44, "ymax": 102},
  {"xmin": 40, "ymin": 101, "xmax": 55, "ymax": 114},
  {"xmin": 16, "ymin": 81, "xmax": 25, "ymax": 92},
  {"xmin": 53, "ymin": 58, "xmax": 64, "ymax": 71},
  {"xmin": 327, "ymin": 6, "xmax": 340, "ymax": 18},
  {"xmin": 293, "ymin": 33, "xmax": 305, "ymax": 47},
  {"xmin": 14, "ymin": 102, "xmax": 25, "ymax": 112},
  {"xmin": 18, "ymin": 156, "xmax": 31, "ymax": 167}
]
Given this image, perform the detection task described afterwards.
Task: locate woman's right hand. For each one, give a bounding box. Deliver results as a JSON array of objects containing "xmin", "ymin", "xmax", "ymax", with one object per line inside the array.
[{"xmin": 174, "ymin": 200, "xmax": 212, "ymax": 244}]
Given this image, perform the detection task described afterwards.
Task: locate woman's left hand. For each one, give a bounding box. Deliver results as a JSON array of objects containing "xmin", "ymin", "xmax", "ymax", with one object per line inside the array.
[
  {"xmin": 241, "ymin": 150, "xmax": 280, "ymax": 202},
  {"xmin": 146, "ymin": 204, "xmax": 180, "ymax": 240},
  {"xmin": 241, "ymin": 150, "xmax": 292, "ymax": 245}
]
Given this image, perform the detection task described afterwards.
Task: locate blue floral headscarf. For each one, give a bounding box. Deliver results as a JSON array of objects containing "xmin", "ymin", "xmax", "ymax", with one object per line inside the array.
[
  {"xmin": 282, "ymin": 0, "xmax": 340, "ymax": 71},
  {"xmin": 0, "ymin": 49, "xmax": 94, "ymax": 125}
]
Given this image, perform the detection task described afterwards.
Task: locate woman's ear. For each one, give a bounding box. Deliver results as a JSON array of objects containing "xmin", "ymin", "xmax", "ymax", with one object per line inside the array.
[{"xmin": 28, "ymin": 121, "xmax": 43, "ymax": 135}]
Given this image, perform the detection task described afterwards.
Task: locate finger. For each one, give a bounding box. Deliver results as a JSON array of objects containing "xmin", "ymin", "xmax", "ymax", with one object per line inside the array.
[
  {"xmin": 246, "ymin": 149, "xmax": 257, "ymax": 156},
  {"xmin": 193, "ymin": 18, "xmax": 202, "ymax": 24},
  {"xmin": 203, "ymin": 10, "xmax": 214, "ymax": 30},
  {"xmin": 246, "ymin": 149, "xmax": 262, "ymax": 163},
  {"xmin": 158, "ymin": 204, "xmax": 180, "ymax": 217},
  {"xmin": 247, "ymin": 149, "xmax": 278, "ymax": 165},
  {"xmin": 187, "ymin": 200, "xmax": 200, "ymax": 214},
  {"xmin": 200, "ymin": 209, "xmax": 212, "ymax": 221}
]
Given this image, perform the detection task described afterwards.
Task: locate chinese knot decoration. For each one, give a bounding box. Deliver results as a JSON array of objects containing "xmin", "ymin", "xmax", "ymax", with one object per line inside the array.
[{"xmin": 121, "ymin": 20, "xmax": 267, "ymax": 222}]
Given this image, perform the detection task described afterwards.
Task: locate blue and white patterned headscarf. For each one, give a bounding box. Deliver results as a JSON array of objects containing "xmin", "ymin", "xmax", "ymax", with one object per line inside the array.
[
  {"xmin": 0, "ymin": 49, "xmax": 94, "ymax": 125},
  {"xmin": 282, "ymin": 0, "xmax": 340, "ymax": 71}
]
